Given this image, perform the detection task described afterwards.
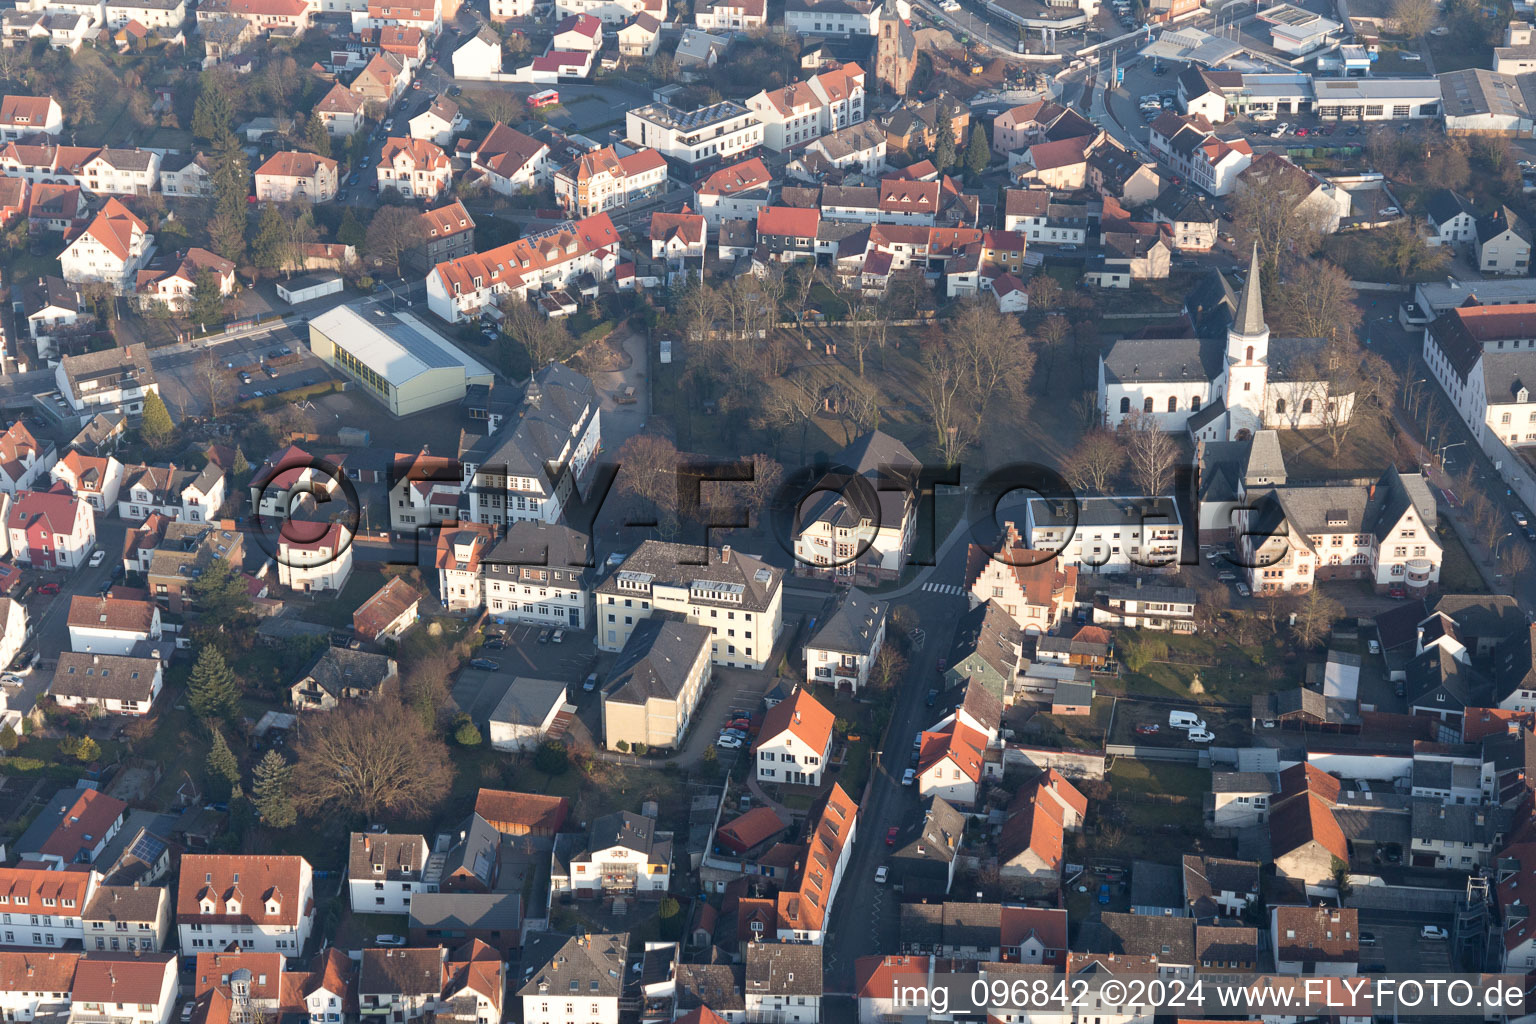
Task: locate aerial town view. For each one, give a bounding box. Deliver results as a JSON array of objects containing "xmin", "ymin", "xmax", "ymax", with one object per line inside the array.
[{"xmin": 10, "ymin": 0, "xmax": 1536, "ymax": 1013}]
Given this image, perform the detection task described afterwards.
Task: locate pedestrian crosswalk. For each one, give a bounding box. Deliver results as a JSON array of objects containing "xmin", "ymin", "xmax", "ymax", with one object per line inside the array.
[{"xmin": 921, "ymin": 582, "xmax": 966, "ymax": 595}]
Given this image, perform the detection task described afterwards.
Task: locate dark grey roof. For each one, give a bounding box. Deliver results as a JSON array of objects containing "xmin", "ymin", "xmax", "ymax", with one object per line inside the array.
[
  {"xmin": 1130, "ymin": 859, "xmax": 1182, "ymax": 910},
  {"xmin": 894, "ymin": 797, "xmax": 965, "ymax": 866},
  {"xmin": 1099, "ymin": 334, "xmax": 1220, "ymax": 385},
  {"xmin": 1195, "ymin": 925, "xmax": 1259, "ymax": 966},
  {"xmin": 808, "ymin": 587, "xmax": 887, "ymax": 657},
  {"xmin": 464, "ymin": 362, "xmax": 596, "ymax": 486},
  {"xmin": 1478, "ymin": 204, "xmax": 1532, "ymax": 246},
  {"xmin": 597, "ymin": 542, "xmax": 782, "ymax": 613},
  {"xmin": 603, "ymin": 619, "xmax": 711, "ymax": 705},
  {"xmin": 516, "ymin": 931, "xmax": 628, "ymax": 998},
  {"xmin": 442, "ymin": 813, "xmax": 499, "ymax": 887},
  {"xmin": 488, "ymin": 676, "xmax": 569, "ymax": 727},
  {"xmin": 900, "ymin": 903, "xmax": 944, "ymax": 946},
  {"xmin": 1028, "ymin": 495, "xmax": 1181, "ymax": 529},
  {"xmin": 675, "ymin": 964, "xmax": 744, "ymax": 1013},
  {"xmin": 1409, "ymin": 796, "xmax": 1507, "ymax": 845},
  {"xmin": 485, "ymin": 521, "xmax": 591, "ymax": 575},
  {"xmin": 1210, "ymin": 771, "xmax": 1275, "ymax": 793},
  {"xmin": 349, "ymin": 832, "xmax": 426, "ymax": 881},
  {"xmin": 1425, "ymin": 188, "xmax": 1477, "ymax": 228},
  {"xmin": 297, "ymin": 648, "xmax": 397, "ymax": 699},
  {"xmin": 1495, "ymin": 625, "xmax": 1536, "ymax": 702},
  {"xmin": 1097, "ymin": 582, "xmax": 1196, "ymax": 606},
  {"xmin": 81, "ymin": 883, "xmax": 164, "ymax": 923},
  {"xmin": 1407, "ymin": 645, "xmax": 1491, "ymax": 711},
  {"xmin": 1154, "ymin": 186, "xmax": 1219, "ymax": 225},
  {"xmin": 582, "ymin": 810, "xmax": 669, "ymax": 863},
  {"xmin": 947, "ymin": 600, "xmax": 1022, "ymax": 702},
  {"xmin": 1181, "ymin": 854, "xmax": 1259, "ymax": 919},
  {"xmin": 744, "ymin": 941, "xmax": 822, "ymax": 995}
]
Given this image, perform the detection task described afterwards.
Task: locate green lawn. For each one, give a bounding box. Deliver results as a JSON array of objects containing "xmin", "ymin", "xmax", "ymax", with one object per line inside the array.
[
  {"xmin": 1439, "ymin": 526, "xmax": 1488, "ymax": 593},
  {"xmin": 1107, "ymin": 759, "xmax": 1207, "ymax": 799},
  {"xmin": 1107, "ymin": 629, "xmax": 1296, "ymax": 704}
]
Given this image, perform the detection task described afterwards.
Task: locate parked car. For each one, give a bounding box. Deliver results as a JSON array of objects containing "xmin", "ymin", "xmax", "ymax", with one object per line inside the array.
[
  {"xmin": 1098, "ymin": 883, "xmax": 1111, "ymax": 904},
  {"xmin": 1388, "ymin": 586, "xmax": 1407, "ymax": 599},
  {"xmin": 925, "ymin": 689, "xmax": 938, "ymax": 706},
  {"xmin": 375, "ymin": 934, "xmax": 406, "ymax": 946},
  {"xmin": 902, "ymin": 768, "xmax": 916, "ymax": 786},
  {"xmin": 1236, "ymin": 582, "xmax": 1251, "ymax": 597},
  {"xmin": 583, "ymin": 673, "xmax": 598, "ymax": 692},
  {"xmin": 537, "ymin": 629, "xmax": 551, "ymax": 644},
  {"xmin": 469, "ymin": 658, "xmax": 499, "ymax": 670},
  {"xmin": 716, "ymin": 734, "xmax": 743, "ymax": 749},
  {"xmin": 550, "ymin": 629, "xmax": 565, "ymax": 643},
  {"xmin": 1134, "ymin": 724, "xmax": 1159, "ymax": 736},
  {"xmin": 721, "ymin": 728, "xmax": 748, "ymax": 741},
  {"xmin": 88, "ymin": 550, "xmax": 105, "ymax": 567},
  {"xmin": 725, "ymin": 718, "xmax": 752, "ymax": 733},
  {"xmin": 36, "ymin": 583, "xmax": 59, "ymax": 595},
  {"xmin": 885, "ymin": 826, "xmax": 899, "ymax": 845},
  {"xmin": 875, "ymin": 865, "xmax": 889, "ymax": 883},
  {"xmin": 1513, "ymin": 510, "xmax": 1530, "ymax": 528},
  {"xmin": 1186, "ymin": 728, "xmax": 1216, "ymax": 743},
  {"xmin": 1421, "ymin": 925, "xmax": 1448, "ymax": 940}
]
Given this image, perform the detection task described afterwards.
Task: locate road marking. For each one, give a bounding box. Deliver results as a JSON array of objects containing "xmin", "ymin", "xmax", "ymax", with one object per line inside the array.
[{"xmin": 921, "ymin": 583, "xmax": 965, "ymax": 595}]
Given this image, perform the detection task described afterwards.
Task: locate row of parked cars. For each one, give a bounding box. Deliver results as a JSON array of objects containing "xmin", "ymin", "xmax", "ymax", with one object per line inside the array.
[{"xmin": 717, "ymin": 713, "xmax": 753, "ymax": 749}]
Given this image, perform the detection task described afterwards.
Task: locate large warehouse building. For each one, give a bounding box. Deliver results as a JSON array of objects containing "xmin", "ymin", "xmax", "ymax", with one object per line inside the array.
[{"xmin": 308, "ymin": 303, "xmax": 496, "ymax": 416}]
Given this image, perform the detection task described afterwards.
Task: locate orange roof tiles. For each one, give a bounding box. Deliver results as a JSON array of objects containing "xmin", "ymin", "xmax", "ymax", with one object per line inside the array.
[
  {"xmin": 176, "ymin": 854, "xmax": 310, "ymax": 927},
  {"xmin": 429, "ymin": 213, "xmax": 618, "ymax": 298},
  {"xmin": 473, "ymin": 789, "xmax": 569, "ymax": 833},
  {"xmin": 0, "ymin": 866, "xmax": 91, "ymax": 918},
  {"xmin": 774, "ymin": 782, "xmax": 856, "ymax": 935},
  {"xmin": 352, "ymin": 577, "xmax": 422, "ymax": 641},
  {"xmin": 382, "ymin": 136, "xmax": 449, "ymax": 171},
  {"xmin": 255, "ymin": 151, "xmax": 338, "ymax": 180},
  {"xmin": 418, "ymin": 200, "xmax": 474, "ymax": 239},
  {"xmin": 756, "ymin": 205, "xmax": 820, "ymax": 239},
  {"xmin": 757, "ymin": 687, "xmax": 833, "ymax": 755},
  {"xmin": 0, "ymin": 96, "xmax": 55, "ymax": 129},
  {"xmin": 78, "ymin": 198, "xmax": 145, "ymax": 263},
  {"xmin": 695, "ymin": 157, "xmax": 771, "ymax": 197}
]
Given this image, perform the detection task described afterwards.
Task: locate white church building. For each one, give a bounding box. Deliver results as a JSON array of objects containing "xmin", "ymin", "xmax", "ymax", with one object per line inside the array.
[{"xmin": 1097, "ymin": 246, "xmax": 1355, "ymax": 441}]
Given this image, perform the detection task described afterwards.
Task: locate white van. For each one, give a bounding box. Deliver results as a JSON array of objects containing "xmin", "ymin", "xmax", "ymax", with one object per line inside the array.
[{"xmin": 1169, "ymin": 710, "xmax": 1206, "ymax": 730}]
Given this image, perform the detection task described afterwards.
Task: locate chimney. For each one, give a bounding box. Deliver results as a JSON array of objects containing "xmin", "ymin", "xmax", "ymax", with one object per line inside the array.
[
  {"xmin": 92, "ymin": 654, "xmax": 100, "ymax": 664},
  {"xmin": 721, "ymin": 544, "xmax": 731, "ymax": 563},
  {"xmin": 1369, "ymin": 483, "xmax": 1376, "ymax": 500}
]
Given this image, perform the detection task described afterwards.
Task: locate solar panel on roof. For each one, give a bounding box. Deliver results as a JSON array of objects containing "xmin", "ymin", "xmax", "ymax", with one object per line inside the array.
[{"xmin": 128, "ymin": 832, "xmax": 166, "ymax": 863}]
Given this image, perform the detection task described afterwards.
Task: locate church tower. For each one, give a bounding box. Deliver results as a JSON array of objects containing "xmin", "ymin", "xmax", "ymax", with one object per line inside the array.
[{"xmin": 1222, "ymin": 243, "xmax": 1270, "ymax": 439}]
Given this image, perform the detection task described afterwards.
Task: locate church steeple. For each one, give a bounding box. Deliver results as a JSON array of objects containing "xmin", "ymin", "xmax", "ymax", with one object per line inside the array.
[{"xmin": 1233, "ymin": 243, "xmax": 1266, "ymax": 337}]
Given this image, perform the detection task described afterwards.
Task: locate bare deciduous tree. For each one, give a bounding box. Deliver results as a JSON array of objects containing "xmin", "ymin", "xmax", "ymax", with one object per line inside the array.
[
  {"xmin": 1229, "ymin": 170, "xmax": 1330, "ymax": 274},
  {"xmin": 1275, "ymin": 259, "xmax": 1361, "ymax": 344},
  {"xmin": 1119, "ymin": 411, "xmax": 1178, "ymax": 496},
  {"xmin": 1063, "ymin": 429, "xmax": 1126, "ymax": 494},
  {"xmin": 1393, "ymin": 0, "xmax": 1437, "ymax": 38},
  {"xmin": 948, "ymin": 299, "xmax": 1035, "ymax": 427},
  {"xmin": 200, "ymin": 349, "xmax": 232, "ymax": 419},
  {"xmin": 290, "ymin": 699, "xmax": 453, "ymax": 819},
  {"xmin": 918, "ymin": 343, "xmax": 973, "ymax": 466},
  {"xmin": 1291, "ymin": 587, "xmax": 1343, "ymax": 648},
  {"xmin": 499, "ymin": 295, "xmax": 570, "ymax": 371}
]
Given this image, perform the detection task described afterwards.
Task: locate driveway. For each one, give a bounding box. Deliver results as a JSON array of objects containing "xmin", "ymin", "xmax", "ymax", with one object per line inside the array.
[{"xmin": 587, "ymin": 327, "xmax": 649, "ymax": 454}]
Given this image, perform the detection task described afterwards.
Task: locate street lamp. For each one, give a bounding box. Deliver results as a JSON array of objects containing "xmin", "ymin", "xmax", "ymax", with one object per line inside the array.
[{"xmin": 1439, "ymin": 441, "xmax": 1466, "ymax": 467}]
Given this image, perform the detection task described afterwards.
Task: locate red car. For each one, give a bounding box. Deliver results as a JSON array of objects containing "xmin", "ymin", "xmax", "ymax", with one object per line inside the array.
[
  {"xmin": 885, "ymin": 827, "xmax": 899, "ymax": 846},
  {"xmin": 726, "ymin": 718, "xmax": 752, "ymax": 733},
  {"xmin": 1296, "ymin": 127, "xmax": 1309, "ymax": 136},
  {"xmin": 36, "ymin": 583, "xmax": 59, "ymax": 595},
  {"xmin": 1135, "ymin": 724, "xmax": 1159, "ymax": 736},
  {"xmin": 1388, "ymin": 586, "xmax": 1407, "ymax": 599}
]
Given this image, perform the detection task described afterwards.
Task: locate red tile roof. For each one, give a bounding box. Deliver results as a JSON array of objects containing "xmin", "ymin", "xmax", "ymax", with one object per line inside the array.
[
  {"xmin": 0, "ymin": 950, "xmax": 80, "ymax": 993},
  {"xmin": 419, "ymin": 200, "xmax": 474, "ymax": 239},
  {"xmin": 352, "ymin": 577, "xmax": 422, "ymax": 641},
  {"xmin": 0, "ymin": 96, "xmax": 55, "ymax": 129},
  {"xmin": 0, "ymin": 867, "xmax": 91, "ymax": 918},
  {"xmin": 72, "ymin": 954, "xmax": 175, "ymax": 1005},
  {"xmin": 775, "ymin": 782, "xmax": 856, "ymax": 934},
  {"xmin": 756, "ymin": 205, "xmax": 820, "ymax": 239},
  {"xmin": 176, "ymin": 854, "xmax": 311, "ymax": 927},
  {"xmin": 757, "ymin": 687, "xmax": 834, "ymax": 755},
  {"xmin": 695, "ymin": 157, "xmax": 771, "ymax": 197},
  {"xmin": 854, "ymin": 955, "xmax": 930, "ymax": 999},
  {"xmin": 78, "ymin": 198, "xmax": 145, "ymax": 263},
  {"xmin": 429, "ymin": 213, "xmax": 618, "ymax": 298},
  {"xmin": 255, "ymin": 151, "xmax": 337, "ymax": 180},
  {"xmin": 67, "ymin": 595, "xmax": 156, "ymax": 633},
  {"xmin": 473, "ymin": 789, "xmax": 569, "ymax": 833},
  {"xmin": 381, "ymin": 136, "xmax": 448, "ymax": 171}
]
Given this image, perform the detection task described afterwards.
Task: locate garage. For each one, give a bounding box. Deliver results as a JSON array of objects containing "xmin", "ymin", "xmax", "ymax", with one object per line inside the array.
[{"xmin": 277, "ymin": 271, "xmax": 345, "ymax": 305}]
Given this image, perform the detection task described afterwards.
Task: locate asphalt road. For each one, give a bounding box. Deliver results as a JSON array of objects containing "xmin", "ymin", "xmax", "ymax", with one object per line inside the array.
[{"xmin": 820, "ymin": 535, "xmax": 974, "ymax": 993}]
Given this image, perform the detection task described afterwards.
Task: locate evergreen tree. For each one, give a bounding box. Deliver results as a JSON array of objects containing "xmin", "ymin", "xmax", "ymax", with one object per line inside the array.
[
  {"xmin": 206, "ymin": 728, "xmax": 241, "ymax": 798},
  {"xmin": 304, "ymin": 115, "xmax": 332, "ymax": 159},
  {"xmin": 191, "ymin": 556, "xmax": 251, "ymax": 625},
  {"xmin": 188, "ymin": 270, "xmax": 226, "ymax": 328},
  {"xmin": 933, "ymin": 100, "xmax": 957, "ymax": 171},
  {"xmin": 454, "ymin": 719, "xmax": 482, "ymax": 746},
  {"xmin": 139, "ymin": 391, "xmax": 174, "ymax": 447},
  {"xmin": 337, "ymin": 207, "xmax": 366, "ymax": 249},
  {"xmin": 208, "ymin": 134, "xmax": 249, "ymax": 264},
  {"xmin": 192, "ymin": 77, "xmax": 233, "ymax": 145},
  {"xmin": 253, "ymin": 202, "xmax": 288, "ymax": 270},
  {"xmin": 187, "ymin": 645, "xmax": 241, "ymax": 722},
  {"xmin": 251, "ymin": 749, "xmax": 296, "ymax": 828},
  {"xmin": 964, "ymin": 121, "xmax": 990, "ymax": 178},
  {"xmin": 231, "ymin": 449, "xmax": 250, "ymax": 475},
  {"xmin": 0, "ymin": 725, "xmax": 16, "ymax": 751}
]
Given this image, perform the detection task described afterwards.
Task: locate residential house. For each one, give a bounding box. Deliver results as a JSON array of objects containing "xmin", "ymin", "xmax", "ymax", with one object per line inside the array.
[
  {"xmin": 435, "ymin": 525, "xmax": 493, "ymax": 612},
  {"xmin": 746, "ymin": 62, "xmax": 865, "ymax": 152},
  {"xmin": 998, "ymin": 771, "xmax": 1087, "ymax": 890},
  {"xmin": 803, "ymin": 587, "xmax": 887, "ymax": 692},
  {"xmin": 486, "ymin": 675, "xmax": 569, "ymax": 753},
  {"xmin": 405, "ymin": 201, "xmax": 475, "ymax": 273},
  {"xmin": 1268, "ymin": 764, "xmax": 1348, "ymax": 885},
  {"xmin": 1181, "ymin": 854, "xmax": 1260, "ymax": 920},
  {"xmin": 451, "ymin": 25, "xmax": 500, "ymax": 76},
  {"xmin": 650, "ymin": 208, "xmax": 706, "ymax": 266},
  {"xmin": 194, "ymin": 0, "xmax": 310, "ymax": 33},
  {"xmin": 1271, "ymin": 905, "xmax": 1359, "ymax": 975},
  {"xmin": 625, "ymin": 100, "xmax": 764, "ymax": 170},
  {"xmin": 465, "ymin": 121, "xmax": 551, "ymax": 195},
  {"xmin": 516, "ymin": 932, "xmax": 627, "ymax": 1024},
  {"xmin": 1151, "ymin": 188, "xmax": 1219, "ymax": 251},
  {"xmin": 7, "ymin": 489, "xmax": 94, "ymax": 569},
  {"xmin": 349, "ymin": 53, "xmax": 408, "ymax": 109},
  {"xmin": 68, "ymin": 954, "xmax": 176, "ymax": 1024},
  {"xmin": 0, "ymin": 422, "xmax": 54, "ymax": 497},
  {"xmin": 0, "ymin": 598, "xmax": 26, "ymax": 673},
  {"xmin": 289, "ymin": 648, "xmax": 398, "ymax": 711},
  {"xmin": 139, "ymin": 521, "xmax": 243, "ymax": 613},
  {"xmin": 314, "ymin": 84, "xmax": 366, "ymax": 137},
  {"xmin": 615, "ymin": 13, "xmax": 660, "ymax": 56},
  {"xmin": 992, "ymin": 99, "xmax": 1094, "ymax": 156},
  {"xmin": 81, "ymin": 884, "xmax": 170, "ymax": 952},
  {"xmin": 66, "ymin": 595, "xmax": 161, "ymax": 655},
  {"xmin": 1148, "ymin": 111, "xmax": 1252, "ymax": 196},
  {"xmin": 965, "ymin": 521, "xmax": 1078, "ymax": 635},
  {"xmin": 1024, "ymin": 495, "xmax": 1184, "ymax": 576},
  {"xmin": 27, "ymin": 183, "xmax": 88, "ymax": 233},
  {"xmin": 135, "ymin": 248, "xmax": 236, "ymax": 314},
  {"xmin": 773, "ymin": 784, "xmax": 857, "ymax": 945},
  {"xmin": 596, "ymin": 542, "xmax": 782, "ymax": 669},
  {"xmin": 550, "ymin": 812, "xmax": 671, "ymax": 897},
  {"xmin": 117, "ymin": 462, "xmax": 226, "ymax": 522},
  {"xmin": 277, "ymin": 524, "xmax": 354, "ymax": 594},
  {"xmin": 0, "ymin": 96, "xmax": 63, "ymax": 140},
  {"xmin": 754, "ymin": 687, "xmax": 834, "ymax": 786},
  {"xmin": 60, "ymin": 199, "xmax": 150, "ymax": 292},
  {"xmin": 425, "ymin": 215, "xmax": 618, "ymax": 321},
  {"xmin": 408, "ymin": 96, "xmax": 466, "ymax": 147},
  {"xmin": 1478, "ymin": 205, "xmax": 1532, "ymax": 275},
  {"xmin": 1094, "ymin": 581, "xmax": 1196, "ymax": 632},
  {"xmin": 50, "ymin": 653, "xmax": 163, "ymax": 716},
  {"xmin": 175, "ymin": 855, "xmax": 315, "ymax": 954},
  {"xmin": 791, "ymin": 430, "xmax": 920, "ymax": 585},
  {"xmin": 254, "ymin": 152, "xmax": 338, "ymax": 204},
  {"xmin": 377, "ymin": 137, "xmax": 451, "ymax": 199},
  {"xmin": 696, "ymin": 0, "xmax": 764, "ymax": 29},
  {"xmin": 352, "ymin": 577, "xmax": 421, "ymax": 643},
  {"xmin": 21, "ymin": 275, "xmax": 86, "ymax": 359},
  {"xmin": 1426, "ymin": 188, "xmax": 1479, "ymax": 246},
  {"xmin": 888, "ymin": 797, "xmax": 964, "ymax": 897},
  {"xmin": 347, "ymin": 832, "xmax": 429, "ymax": 915},
  {"xmin": 1233, "ymin": 151, "xmax": 1350, "ymax": 234},
  {"xmin": 601, "ymin": 619, "xmax": 712, "ymax": 752},
  {"xmin": 943, "ymin": 600, "xmax": 1023, "ymax": 705},
  {"xmin": 0, "ymin": 867, "xmax": 93, "ymax": 947},
  {"xmin": 553, "ymin": 146, "xmax": 668, "ymax": 219},
  {"xmin": 16, "ymin": 788, "xmax": 127, "ymax": 867},
  {"xmin": 478, "ymin": 521, "xmax": 592, "ymax": 629}
]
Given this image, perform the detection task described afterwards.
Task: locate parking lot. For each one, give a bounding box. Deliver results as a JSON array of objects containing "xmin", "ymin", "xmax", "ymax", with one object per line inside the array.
[
  {"xmin": 450, "ymin": 624, "xmax": 599, "ymax": 725},
  {"xmin": 148, "ymin": 323, "xmax": 337, "ymax": 417},
  {"xmin": 1356, "ymin": 917, "xmax": 1457, "ymax": 973}
]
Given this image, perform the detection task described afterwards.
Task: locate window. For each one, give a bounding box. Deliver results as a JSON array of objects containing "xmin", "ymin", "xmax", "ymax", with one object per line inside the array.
[
  {"xmin": 1120, "ymin": 397, "xmax": 1131, "ymax": 414},
  {"xmin": 1143, "ymin": 397, "xmax": 1154, "ymax": 413},
  {"xmin": 1167, "ymin": 396, "xmax": 1178, "ymax": 412},
  {"xmin": 1276, "ymin": 398, "xmax": 1286, "ymax": 415}
]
